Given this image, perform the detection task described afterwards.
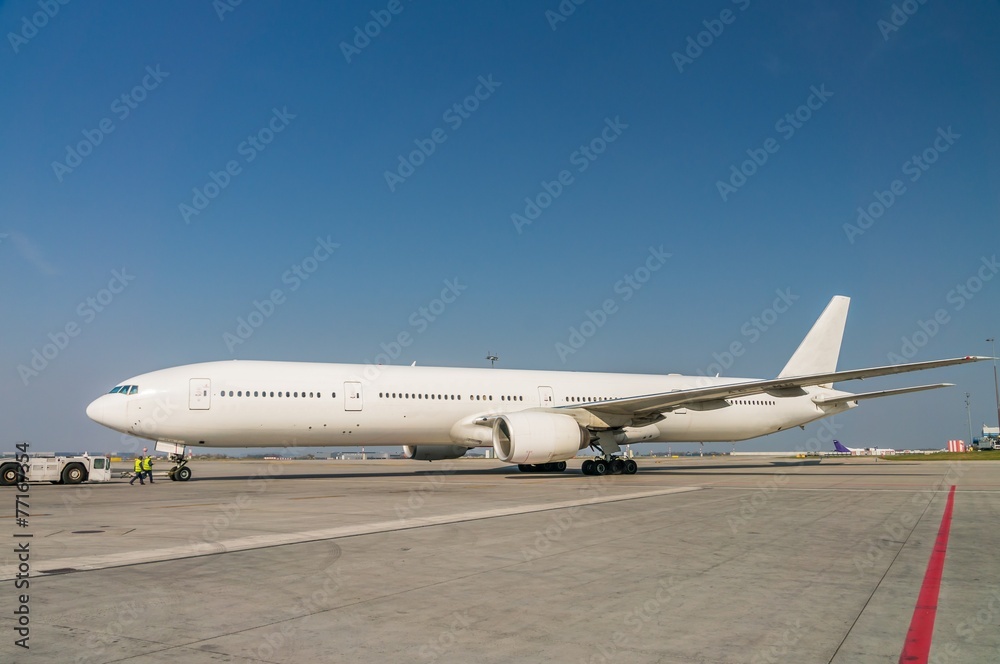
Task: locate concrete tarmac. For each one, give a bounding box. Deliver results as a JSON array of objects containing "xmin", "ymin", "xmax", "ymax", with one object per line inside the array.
[{"xmin": 2, "ymin": 456, "xmax": 999, "ymax": 663}]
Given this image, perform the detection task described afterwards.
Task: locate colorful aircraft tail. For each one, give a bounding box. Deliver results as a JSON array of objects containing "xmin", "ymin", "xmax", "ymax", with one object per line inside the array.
[
  {"xmin": 778, "ymin": 295, "xmax": 850, "ymax": 388},
  {"xmin": 833, "ymin": 440, "xmax": 853, "ymax": 454}
]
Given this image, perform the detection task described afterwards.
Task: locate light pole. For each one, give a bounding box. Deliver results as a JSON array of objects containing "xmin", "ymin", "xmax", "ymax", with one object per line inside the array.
[
  {"xmin": 966, "ymin": 392, "xmax": 974, "ymax": 449},
  {"xmin": 989, "ymin": 338, "xmax": 1000, "ymax": 433}
]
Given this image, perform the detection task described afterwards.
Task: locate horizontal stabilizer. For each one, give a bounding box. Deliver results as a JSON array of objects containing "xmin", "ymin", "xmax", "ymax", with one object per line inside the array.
[{"xmin": 813, "ymin": 383, "xmax": 954, "ymax": 406}]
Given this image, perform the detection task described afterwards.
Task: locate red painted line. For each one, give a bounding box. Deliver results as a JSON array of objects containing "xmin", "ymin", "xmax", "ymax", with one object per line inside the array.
[{"xmin": 898, "ymin": 485, "xmax": 956, "ymax": 664}]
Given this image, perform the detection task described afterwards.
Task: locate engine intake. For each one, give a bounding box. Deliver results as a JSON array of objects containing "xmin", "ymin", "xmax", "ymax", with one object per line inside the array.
[{"xmin": 492, "ymin": 412, "xmax": 589, "ymax": 464}]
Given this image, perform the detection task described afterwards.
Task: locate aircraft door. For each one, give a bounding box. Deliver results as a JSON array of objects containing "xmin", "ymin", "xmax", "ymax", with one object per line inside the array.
[
  {"xmin": 345, "ymin": 381, "xmax": 363, "ymax": 411},
  {"xmin": 189, "ymin": 378, "xmax": 211, "ymax": 410},
  {"xmin": 538, "ymin": 386, "xmax": 554, "ymax": 407}
]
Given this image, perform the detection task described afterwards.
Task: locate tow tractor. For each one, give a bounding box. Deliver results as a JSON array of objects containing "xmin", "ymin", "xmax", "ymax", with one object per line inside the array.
[
  {"xmin": 156, "ymin": 441, "xmax": 193, "ymax": 481},
  {"xmin": 0, "ymin": 454, "xmax": 113, "ymax": 485}
]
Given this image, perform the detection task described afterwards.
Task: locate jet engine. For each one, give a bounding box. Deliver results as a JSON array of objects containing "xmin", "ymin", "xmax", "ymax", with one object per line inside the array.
[
  {"xmin": 492, "ymin": 412, "xmax": 589, "ymax": 464},
  {"xmin": 403, "ymin": 445, "xmax": 471, "ymax": 461}
]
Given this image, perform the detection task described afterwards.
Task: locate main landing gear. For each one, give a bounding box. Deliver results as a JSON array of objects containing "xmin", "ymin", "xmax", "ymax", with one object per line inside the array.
[
  {"xmin": 582, "ymin": 431, "xmax": 638, "ymax": 475},
  {"xmin": 582, "ymin": 457, "xmax": 638, "ymax": 476},
  {"xmin": 517, "ymin": 462, "xmax": 567, "ymax": 473}
]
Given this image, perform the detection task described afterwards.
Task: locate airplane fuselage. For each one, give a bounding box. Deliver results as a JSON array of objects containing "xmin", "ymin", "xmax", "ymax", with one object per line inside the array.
[{"xmin": 86, "ymin": 360, "xmax": 849, "ymax": 451}]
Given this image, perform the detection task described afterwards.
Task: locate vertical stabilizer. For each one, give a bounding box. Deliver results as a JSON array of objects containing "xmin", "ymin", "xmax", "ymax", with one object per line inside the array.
[
  {"xmin": 777, "ymin": 296, "xmax": 850, "ymax": 387},
  {"xmin": 833, "ymin": 440, "xmax": 853, "ymax": 454}
]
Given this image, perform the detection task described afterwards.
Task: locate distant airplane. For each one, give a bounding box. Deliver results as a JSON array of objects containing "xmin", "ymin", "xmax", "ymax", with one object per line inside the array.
[
  {"xmin": 85, "ymin": 296, "xmax": 985, "ymax": 479},
  {"xmin": 833, "ymin": 439, "xmax": 897, "ymax": 456}
]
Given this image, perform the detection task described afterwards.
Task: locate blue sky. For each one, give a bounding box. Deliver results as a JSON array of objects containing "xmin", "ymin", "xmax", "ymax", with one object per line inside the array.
[{"xmin": 2, "ymin": 0, "xmax": 998, "ymax": 454}]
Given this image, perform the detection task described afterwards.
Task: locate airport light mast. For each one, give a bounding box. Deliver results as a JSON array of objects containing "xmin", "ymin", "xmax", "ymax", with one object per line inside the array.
[
  {"xmin": 966, "ymin": 392, "xmax": 974, "ymax": 449},
  {"xmin": 989, "ymin": 338, "xmax": 1000, "ymax": 432}
]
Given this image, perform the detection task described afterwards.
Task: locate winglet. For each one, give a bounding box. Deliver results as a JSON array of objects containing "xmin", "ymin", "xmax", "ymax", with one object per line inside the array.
[
  {"xmin": 833, "ymin": 440, "xmax": 852, "ymax": 454},
  {"xmin": 778, "ymin": 296, "xmax": 850, "ymax": 388}
]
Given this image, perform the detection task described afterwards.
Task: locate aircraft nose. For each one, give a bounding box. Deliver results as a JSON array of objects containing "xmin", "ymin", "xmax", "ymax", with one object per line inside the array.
[
  {"xmin": 86, "ymin": 398, "xmax": 102, "ymax": 422},
  {"xmin": 86, "ymin": 395, "xmax": 128, "ymax": 432}
]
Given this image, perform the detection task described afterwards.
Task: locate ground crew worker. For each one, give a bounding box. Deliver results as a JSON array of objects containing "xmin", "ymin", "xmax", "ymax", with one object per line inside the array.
[
  {"xmin": 142, "ymin": 455, "xmax": 155, "ymax": 484},
  {"xmin": 130, "ymin": 456, "xmax": 145, "ymax": 485}
]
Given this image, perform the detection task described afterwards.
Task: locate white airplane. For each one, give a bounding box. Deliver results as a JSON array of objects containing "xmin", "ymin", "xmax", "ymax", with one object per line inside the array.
[
  {"xmin": 85, "ymin": 296, "xmax": 986, "ymax": 479},
  {"xmin": 832, "ymin": 440, "xmax": 897, "ymax": 456}
]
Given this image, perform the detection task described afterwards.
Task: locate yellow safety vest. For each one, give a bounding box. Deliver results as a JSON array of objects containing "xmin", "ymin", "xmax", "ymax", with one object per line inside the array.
[
  {"xmin": 134, "ymin": 458, "xmax": 143, "ymax": 472},
  {"xmin": 142, "ymin": 457, "xmax": 153, "ymax": 471}
]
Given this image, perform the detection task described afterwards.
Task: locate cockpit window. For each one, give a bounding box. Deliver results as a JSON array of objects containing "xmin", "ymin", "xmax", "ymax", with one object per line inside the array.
[
  {"xmin": 109, "ymin": 386, "xmax": 123, "ymax": 394},
  {"xmin": 128, "ymin": 385, "xmax": 138, "ymax": 395},
  {"xmin": 108, "ymin": 384, "xmax": 139, "ymax": 395}
]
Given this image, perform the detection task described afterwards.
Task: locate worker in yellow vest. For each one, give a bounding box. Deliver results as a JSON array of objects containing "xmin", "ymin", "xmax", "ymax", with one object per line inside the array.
[
  {"xmin": 142, "ymin": 455, "xmax": 155, "ymax": 484},
  {"xmin": 130, "ymin": 456, "xmax": 145, "ymax": 485}
]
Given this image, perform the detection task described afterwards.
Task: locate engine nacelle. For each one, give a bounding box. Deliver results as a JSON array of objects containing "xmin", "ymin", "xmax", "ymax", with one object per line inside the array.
[
  {"xmin": 492, "ymin": 412, "xmax": 589, "ymax": 464},
  {"xmin": 403, "ymin": 445, "xmax": 470, "ymax": 461}
]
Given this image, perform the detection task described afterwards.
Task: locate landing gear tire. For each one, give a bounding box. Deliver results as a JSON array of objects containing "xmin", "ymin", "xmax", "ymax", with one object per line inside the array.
[
  {"xmin": 555, "ymin": 461, "xmax": 567, "ymax": 472},
  {"xmin": 175, "ymin": 466, "xmax": 192, "ymax": 482},
  {"xmin": 592, "ymin": 460, "xmax": 608, "ymax": 475},
  {"xmin": 610, "ymin": 458, "xmax": 625, "ymax": 475},
  {"xmin": 167, "ymin": 469, "xmax": 176, "ymax": 481},
  {"xmin": 624, "ymin": 459, "xmax": 638, "ymax": 475},
  {"xmin": 582, "ymin": 460, "xmax": 594, "ymax": 475}
]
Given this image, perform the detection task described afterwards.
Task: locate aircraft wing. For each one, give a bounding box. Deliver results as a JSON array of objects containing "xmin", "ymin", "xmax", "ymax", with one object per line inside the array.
[{"xmin": 570, "ymin": 356, "xmax": 988, "ymax": 418}]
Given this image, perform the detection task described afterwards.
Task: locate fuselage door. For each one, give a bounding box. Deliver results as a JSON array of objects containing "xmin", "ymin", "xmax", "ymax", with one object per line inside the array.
[
  {"xmin": 345, "ymin": 381, "xmax": 363, "ymax": 411},
  {"xmin": 538, "ymin": 386, "xmax": 554, "ymax": 407},
  {"xmin": 189, "ymin": 378, "xmax": 211, "ymax": 410}
]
